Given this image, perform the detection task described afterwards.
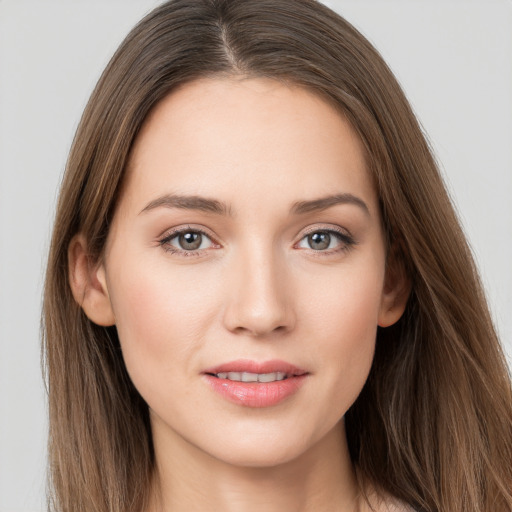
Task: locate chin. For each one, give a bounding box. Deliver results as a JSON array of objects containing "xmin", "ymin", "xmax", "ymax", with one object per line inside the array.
[
  {"xmin": 214, "ymin": 443, "xmax": 308, "ymax": 469},
  {"xmin": 201, "ymin": 424, "xmax": 331, "ymax": 470}
]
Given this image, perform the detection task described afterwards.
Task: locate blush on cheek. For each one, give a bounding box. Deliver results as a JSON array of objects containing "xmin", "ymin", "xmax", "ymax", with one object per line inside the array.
[
  {"xmin": 309, "ymin": 275, "xmax": 380, "ymax": 383},
  {"xmin": 111, "ymin": 264, "xmax": 218, "ymax": 371}
]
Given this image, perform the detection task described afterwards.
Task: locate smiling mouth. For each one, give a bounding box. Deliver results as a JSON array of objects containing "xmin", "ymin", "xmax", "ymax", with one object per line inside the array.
[
  {"xmin": 203, "ymin": 359, "xmax": 308, "ymax": 384},
  {"xmin": 203, "ymin": 364, "xmax": 309, "ymax": 407},
  {"xmin": 207, "ymin": 371, "xmax": 289, "ymax": 382}
]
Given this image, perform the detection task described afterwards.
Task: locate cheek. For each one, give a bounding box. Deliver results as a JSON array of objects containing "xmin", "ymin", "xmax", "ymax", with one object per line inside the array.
[
  {"xmin": 106, "ymin": 256, "xmax": 220, "ymax": 381},
  {"xmin": 303, "ymin": 254, "xmax": 384, "ymax": 344},
  {"xmin": 300, "ymin": 256, "xmax": 384, "ymax": 408},
  {"xmin": 321, "ymin": 288, "xmax": 379, "ymax": 372}
]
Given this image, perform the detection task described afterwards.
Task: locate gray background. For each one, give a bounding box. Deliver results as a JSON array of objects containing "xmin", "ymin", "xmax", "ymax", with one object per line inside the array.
[{"xmin": 1, "ymin": 1, "xmax": 511, "ymax": 510}]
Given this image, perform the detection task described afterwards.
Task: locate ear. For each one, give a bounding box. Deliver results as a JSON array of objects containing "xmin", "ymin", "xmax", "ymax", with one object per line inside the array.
[
  {"xmin": 378, "ymin": 245, "xmax": 411, "ymax": 328},
  {"xmin": 68, "ymin": 234, "xmax": 116, "ymax": 326}
]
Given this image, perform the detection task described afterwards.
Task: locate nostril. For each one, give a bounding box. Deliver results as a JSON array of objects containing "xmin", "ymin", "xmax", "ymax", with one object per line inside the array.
[{"xmin": 231, "ymin": 322, "xmax": 289, "ymax": 337}]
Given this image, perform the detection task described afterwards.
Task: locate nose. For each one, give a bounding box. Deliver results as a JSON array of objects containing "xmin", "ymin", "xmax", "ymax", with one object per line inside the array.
[{"xmin": 222, "ymin": 245, "xmax": 295, "ymax": 337}]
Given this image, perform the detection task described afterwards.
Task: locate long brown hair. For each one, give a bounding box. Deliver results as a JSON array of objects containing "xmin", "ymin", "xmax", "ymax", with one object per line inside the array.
[{"xmin": 42, "ymin": 1, "xmax": 512, "ymax": 511}]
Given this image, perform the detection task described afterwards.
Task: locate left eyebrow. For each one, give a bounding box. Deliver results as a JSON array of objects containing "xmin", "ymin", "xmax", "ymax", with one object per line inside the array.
[{"xmin": 291, "ymin": 193, "xmax": 370, "ymax": 216}]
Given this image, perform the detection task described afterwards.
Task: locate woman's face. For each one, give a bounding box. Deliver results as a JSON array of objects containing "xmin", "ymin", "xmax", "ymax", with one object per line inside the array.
[{"xmin": 98, "ymin": 77, "xmax": 399, "ymax": 467}]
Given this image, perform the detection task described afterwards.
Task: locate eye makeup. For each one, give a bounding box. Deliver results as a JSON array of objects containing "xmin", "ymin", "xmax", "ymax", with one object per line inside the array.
[
  {"xmin": 158, "ymin": 225, "xmax": 220, "ymax": 257},
  {"xmin": 295, "ymin": 225, "xmax": 356, "ymax": 256},
  {"xmin": 157, "ymin": 222, "xmax": 357, "ymax": 259}
]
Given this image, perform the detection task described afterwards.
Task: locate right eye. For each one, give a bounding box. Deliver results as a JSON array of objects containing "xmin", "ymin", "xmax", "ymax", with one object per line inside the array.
[{"xmin": 159, "ymin": 228, "xmax": 215, "ymax": 255}]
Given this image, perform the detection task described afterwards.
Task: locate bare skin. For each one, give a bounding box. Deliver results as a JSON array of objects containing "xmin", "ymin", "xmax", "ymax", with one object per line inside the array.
[
  {"xmin": 69, "ymin": 77, "xmax": 409, "ymax": 512},
  {"xmin": 149, "ymin": 417, "xmax": 360, "ymax": 512}
]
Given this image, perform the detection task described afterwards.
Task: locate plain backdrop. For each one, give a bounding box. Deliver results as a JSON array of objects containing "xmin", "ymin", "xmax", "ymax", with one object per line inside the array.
[{"xmin": 1, "ymin": 1, "xmax": 511, "ymax": 511}]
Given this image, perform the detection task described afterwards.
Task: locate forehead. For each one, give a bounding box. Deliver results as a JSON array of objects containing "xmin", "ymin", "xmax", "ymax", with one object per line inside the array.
[{"xmin": 122, "ymin": 77, "xmax": 377, "ymax": 216}]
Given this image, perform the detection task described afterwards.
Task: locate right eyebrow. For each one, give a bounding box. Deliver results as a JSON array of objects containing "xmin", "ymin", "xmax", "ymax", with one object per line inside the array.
[{"xmin": 139, "ymin": 194, "xmax": 231, "ymax": 216}]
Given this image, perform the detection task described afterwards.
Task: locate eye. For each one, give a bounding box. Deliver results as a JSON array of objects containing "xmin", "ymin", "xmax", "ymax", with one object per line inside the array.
[
  {"xmin": 159, "ymin": 228, "xmax": 215, "ymax": 254},
  {"xmin": 296, "ymin": 229, "xmax": 354, "ymax": 252}
]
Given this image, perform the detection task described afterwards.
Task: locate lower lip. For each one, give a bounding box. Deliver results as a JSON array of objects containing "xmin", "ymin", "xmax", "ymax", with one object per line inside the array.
[{"xmin": 203, "ymin": 374, "xmax": 308, "ymax": 407}]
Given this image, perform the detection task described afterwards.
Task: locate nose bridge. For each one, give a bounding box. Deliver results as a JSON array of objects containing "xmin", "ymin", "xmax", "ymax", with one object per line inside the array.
[{"xmin": 223, "ymin": 238, "xmax": 294, "ymax": 336}]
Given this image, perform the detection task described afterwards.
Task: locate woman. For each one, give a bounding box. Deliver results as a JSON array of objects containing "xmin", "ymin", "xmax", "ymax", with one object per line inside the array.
[{"xmin": 42, "ymin": 0, "xmax": 512, "ymax": 511}]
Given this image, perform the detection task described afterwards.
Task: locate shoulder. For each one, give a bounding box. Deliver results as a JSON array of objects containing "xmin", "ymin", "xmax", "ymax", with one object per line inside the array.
[
  {"xmin": 371, "ymin": 501, "xmax": 415, "ymax": 512},
  {"xmin": 384, "ymin": 502, "xmax": 415, "ymax": 512},
  {"xmin": 362, "ymin": 493, "xmax": 416, "ymax": 512},
  {"xmin": 359, "ymin": 483, "xmax": 417, "ymax": 512}
]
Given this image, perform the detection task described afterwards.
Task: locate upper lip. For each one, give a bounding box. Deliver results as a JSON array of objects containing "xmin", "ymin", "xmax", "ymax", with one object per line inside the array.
[{"xmin": 203, "ymin": 359, "xmax": 308, "ymax": 377}]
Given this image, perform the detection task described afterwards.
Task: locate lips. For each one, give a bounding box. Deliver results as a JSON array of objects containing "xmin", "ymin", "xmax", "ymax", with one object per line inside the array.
[{"xmin": 202, "ymin": 359, "xmax": 309, "ymax": 407}]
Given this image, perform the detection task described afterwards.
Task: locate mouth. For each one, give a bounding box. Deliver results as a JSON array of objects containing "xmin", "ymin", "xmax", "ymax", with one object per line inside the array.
[
  {"xmin": 203, "ymin": 359, "xmax": 308, "ymax": 381},
  {"xmin": 207, "ymin": 371, "xmax": 289, "ymax": 382},
  {"xmin": 202, "ymin": 359, "xmax": 309, "ymax": 407}
]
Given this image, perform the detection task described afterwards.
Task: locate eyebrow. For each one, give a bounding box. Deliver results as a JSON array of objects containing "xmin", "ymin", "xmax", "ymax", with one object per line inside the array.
[
  {"xmin": 291, "ymin": 193, "xmax": 370, "ymax": 216},
  {"xmin": 139, "ymin": 192, "xmax": 370, "ymax": 217},
  {"xmin": 139, "ymin": 194, "xmax": 230, "ymax": 216}
]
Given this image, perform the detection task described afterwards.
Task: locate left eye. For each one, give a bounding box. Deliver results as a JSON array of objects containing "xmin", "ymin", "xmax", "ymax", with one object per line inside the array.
[
  {"xmin": 297, "ymin": 230, "xmax": 345, "ymax": 251},
  {"xmin": 165, "ymin": 230, "xmax": 213, "ymax": 251}
]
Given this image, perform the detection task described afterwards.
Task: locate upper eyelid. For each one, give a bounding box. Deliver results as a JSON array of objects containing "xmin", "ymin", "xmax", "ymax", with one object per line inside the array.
[
  {"xmin": 297, "ymin": 224, "xmax": 353, "ymax": 239},
  {"xmin": 159, "ymin": 225, "xmax": 218, "ymax": 242}
]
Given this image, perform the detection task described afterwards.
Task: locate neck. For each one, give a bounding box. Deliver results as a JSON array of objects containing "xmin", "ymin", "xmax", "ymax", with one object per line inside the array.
[{"xmin": 147, "ymin": 419, "xmax": 364, "ymax": 512}]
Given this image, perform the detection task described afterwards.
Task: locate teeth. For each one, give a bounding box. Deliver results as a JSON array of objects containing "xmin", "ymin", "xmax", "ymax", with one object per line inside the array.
[
  {"xmin": 215, "ymin": 371, "xmax": 287, "ymax": 382},
  {"xmin": 258, "ymin": 372, "xmax": 286, "ymax": 382},
  {"xmin": 241, "ymin": 372, "xmax": 258, "ymax": 382}
]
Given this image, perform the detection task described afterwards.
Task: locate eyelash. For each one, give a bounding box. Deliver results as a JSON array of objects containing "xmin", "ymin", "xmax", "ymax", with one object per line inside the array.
[
  {"xmin": 296, "ymin": 227, "xmax": 356, "ymax": 255},
  {"xmin": 158, "ymin": 226, "xmax": 217, "ymax": 257},
  {"xmin": 158, "ymin": 225, "xmax": 356, "ymax": 257}
]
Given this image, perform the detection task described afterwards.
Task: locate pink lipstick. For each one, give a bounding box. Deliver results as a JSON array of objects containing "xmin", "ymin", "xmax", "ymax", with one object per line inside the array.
[{"xmin": 202, "ymin": 359, "xmax": 308, "ymax": 407}]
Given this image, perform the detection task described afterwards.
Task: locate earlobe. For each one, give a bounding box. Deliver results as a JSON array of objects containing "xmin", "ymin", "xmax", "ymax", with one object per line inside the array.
[
  {"xmin": 68, "ymin": 234, "xmax": 116, "ymax": 326},
  {"xmin": 378, "ymin": 248, "xmax": 411, "ymax": 328}
]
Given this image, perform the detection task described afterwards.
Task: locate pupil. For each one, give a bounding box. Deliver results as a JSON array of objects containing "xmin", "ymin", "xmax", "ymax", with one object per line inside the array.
[
  {"xmin": 309, "ymin": 232, "xmax": 330, "ymax": 250},
  {"xmin": 179, "ymin": 232, "xmax": 201, "ymax": 250}
]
